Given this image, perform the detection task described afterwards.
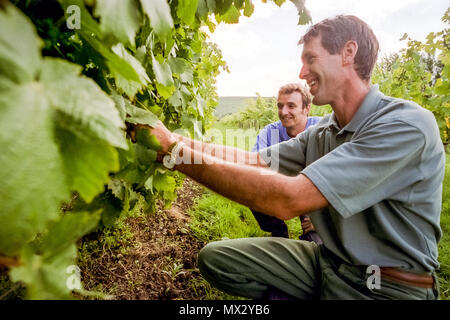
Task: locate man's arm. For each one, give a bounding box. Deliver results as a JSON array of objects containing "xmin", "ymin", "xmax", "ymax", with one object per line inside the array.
[
  {"xmin": 145, "ymin": 121, "xmax": 327, "ymax": 220},
  {"xmin": 173, "ymin": 132, "xmax": 267, "ymax": 168},
  {"xmin": 175, "ymin": 142, "xmax": 328, "ymax": 220}
]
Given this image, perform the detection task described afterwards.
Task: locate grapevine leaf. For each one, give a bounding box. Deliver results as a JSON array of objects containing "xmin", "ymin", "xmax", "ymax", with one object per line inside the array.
[
  {"xmin": 10, "ymin": 244, "xmax": 76, "ymax": 299},
  {"xmin": 234, "ymin": 0, "xmax": 245, "ymax": 9},
  {"xmin": 136, "ymin": 144, "xmax": 158, "ymax": 166},
  {"xmin": 79, "ymin": 33, "xmax": 145, "ymax": 98},
  {"xmin": 177, "ymin": 0, "xmax": 200, "ymax": 26},
  {"xmin": 135, "ymin": 127, "xmax": 163, "ymax": 151},
  {"xmin": 112, "ymin": 43, "xmax": 150, "ymax": 87},
  {"xmin": 55, "ymin": 124, "xmax": 120, "ymax": 203},
  {"xmin": 217, "ymin": 5, "xmax": 240, "ymax": 24},
  {"xmin": 108, "ymin": 179, "xmax": 128, "ymax": 201},
  {"xmin": 169, "ymin": 88, "xmax": 183, "ymax": 110},
  {"xmin": 144, "ymin": 175, "xmax": 154, "ymax": 191},
  {"xmin": 40, "ymin": 212, "xmax": 101, "ymax": 256},
  {"xmin": 0, "ymin": 3, "xmax": 42, "ymax": 83},
  {"xmin": 10, "ymin": 211, "xmax": 100, "ymax": 299},
  {"xmin": 94, "ymin": 0, "xmax": 141, "ymax": 47},
  {"xmin": 169, "ymin": 57, "xmax": 194, "ymax": 83},
  {"xmin": 110, "ymin": 93, "xmax": 128, "ymax": 121},
  {"xmin": 59, "ymin": 0, "xmax": 103, "ymax": 38},
  {"xmin": 152, "ymin": 54, "xmax": 175, "ymax": 99},
  {"xmin": 153, "ymin": 172, "xmax": 177, "ymax": 192},
  {"xmin": 196, "ymin": 0, "xmax": 209, "ymax": 20},
  {"xmin": 125, "ymin": 103, "xmax": 159, "ymax": 127},
  {"xmin": 243, "ymin": 0, "xmax": 254, "ymax": 17},
  {"xmin": 99, "ymin": 191, "xmax": 124, "ymax": 227},
  {"xmin": 289, "ymin": 0, "xmax": 312, "ymax": 25},
  {"xmin": 140, "ymin": 0, "xmax": 174, "ymax": 42},
  {"xmin": 40, "ymin": 58, "xmax": 128, "ymax": 150},
  {"xmin": 206, "ymin": 0, "xmax": 217, "ymax": 12},
  {"xmin": 215, "ymin": 0, "xmax": 233, "ymax": 15},
  {"xmin": 0, "ymin": 84, "xmax": 70, "ymax": 257}
]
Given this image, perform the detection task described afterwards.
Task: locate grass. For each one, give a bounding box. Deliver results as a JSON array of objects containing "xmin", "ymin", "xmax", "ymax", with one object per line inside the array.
[{"xmin": 437, "ymin": 153, "xmax": 450, "ymax": 299}]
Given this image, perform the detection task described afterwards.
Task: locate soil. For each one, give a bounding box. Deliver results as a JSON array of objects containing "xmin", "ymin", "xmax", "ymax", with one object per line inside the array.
[{"xmin": 79, "ymin": 178, "xmax": 211, "ymax": 300}]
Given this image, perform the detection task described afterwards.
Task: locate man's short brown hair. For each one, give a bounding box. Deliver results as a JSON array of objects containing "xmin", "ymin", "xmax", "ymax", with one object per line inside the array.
[
  {"xmin": 298, "ymin": 15, "xmax": 379, "ymax": 81},
  {"xmin": 278, "ymin": 82, "xmax": 312, "ymax": 109}
]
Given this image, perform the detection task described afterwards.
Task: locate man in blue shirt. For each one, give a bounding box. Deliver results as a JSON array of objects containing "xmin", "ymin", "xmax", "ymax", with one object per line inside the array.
[{"xmin": 251, "ymin": 83, "xmax": 321, "ymax": 242}]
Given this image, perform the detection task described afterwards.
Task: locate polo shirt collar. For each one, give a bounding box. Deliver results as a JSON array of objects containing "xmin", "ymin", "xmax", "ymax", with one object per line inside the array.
[{"xmin": 326, "ymin": 84, "xmax": 383, "ymax": 133}]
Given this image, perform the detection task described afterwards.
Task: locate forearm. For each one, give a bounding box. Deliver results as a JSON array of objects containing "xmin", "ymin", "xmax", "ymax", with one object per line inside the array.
[
  {"xmin": 173, "ymin": 132, "xmax": 266, "ymax": 168},
  {"xmin": 174, "ymin": 144, "xmax": 326, "ymax": 220}
]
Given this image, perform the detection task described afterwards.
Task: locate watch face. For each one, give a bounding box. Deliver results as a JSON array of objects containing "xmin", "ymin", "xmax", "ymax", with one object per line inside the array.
[{"xmin": 163, "ymin": 154, "xmax": 175, "ymax": 169}]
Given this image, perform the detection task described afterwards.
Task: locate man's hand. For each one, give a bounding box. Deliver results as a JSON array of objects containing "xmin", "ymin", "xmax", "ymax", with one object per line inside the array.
[
  {"xmin": 301, "ymin": 216, "xmax": 316, "ymax": 234},
  {"xmin": 128, "ymin": 121, "xmax": 176, "ymax": 154}
]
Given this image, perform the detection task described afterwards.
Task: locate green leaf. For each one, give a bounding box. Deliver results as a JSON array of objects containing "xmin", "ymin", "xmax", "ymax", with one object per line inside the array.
[
  {"xmin": 40, "ymin": 58, "xmax": 128, "ymax": 150},
  {"xmin": 10, "ymin": 211, "xmax": 100, "ymax": 299},
  {"xmin": 152, "ymin": 54, "xmax": 175, "ymax": 98},
  {"xmin": 136, "ymin": 144, "xmax": 158, "ymax": 166},
  {"xmin": 215, "ymin": 0, "xmax": 233, "ymax": 15},
  {"xmin": 60, "ymin": 0, "xmax": 103, "ymax": 38},
  {"xmin": 110, "ymin": 93, "xmax": 128, "ymax": 121},
  {"xmin": 79, "ymin": 33, "xmax": 146, "ymax": 98},
  {"xmin": 0, "ymin": 3, "xmax": 42, "ymax": 83},
  {"xmin": 169, "ymin": 57, "xmax": 194, "ymax": 83},
  {"xmin": 40, "ymin": 212, "xmax": 101, "ymax": 256},
  {"xmin": 196, "ymin": 0, "xmax": 209, "ymax": 20},
  {"xmin": 140, "ymin": 0, "xmax": 174, "ymax": 42},
  {"xmin": 135, "ymin": 127, "xmax": 163, "ymax": 151},
  {"xmin": 94, "ymin": 0, "xmax": 141, "ymax": 46},
  {"xmin": 289, "ymin": 0, "xmax": 312, "ymax": 25},
  {"xmin": 177, "ymin": 0, "xmax": 199, "ymax": 26},
  {"xmin": 99, "ymin": 191, "xmax": 124, "ymax": 227},
  {"xmin": 0, "ymin": 84, "xmax": 69, "ymax": 256},
  {"xmin": 55, "ymin": 125, "xmax": 120, "ymax": 203},
  {"xmin": 243, "ymin": 0, "xmax": 254, "ymax": 17},
  {"xmin": 125, "ymin": 104, "xmax": 159, "ymax": 127},
  {"xmin": 153, "ymin": 172, "xmax": 176, "ymax": 192},
  {"xmin": 10, "ymin": 244, "xmax": 77, "ymax": 299},
  {"xmin": 217, "ymin": 5, "xmax": 240, "ymax": 23}
]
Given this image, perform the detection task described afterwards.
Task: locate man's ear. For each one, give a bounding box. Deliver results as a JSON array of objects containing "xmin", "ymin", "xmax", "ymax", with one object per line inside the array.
[
  {"xmin": 303, "ymin": 103, "xmax": 311, "ymax": 115},
  {"xmin": 342, "ymin": 40, "xmax": 358, "ymax": 66}
]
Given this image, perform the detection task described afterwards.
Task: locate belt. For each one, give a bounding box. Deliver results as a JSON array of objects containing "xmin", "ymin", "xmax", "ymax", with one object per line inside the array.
[{"xmin": 380, "ymin": 267, "xmax": 434, "ymax": 288}]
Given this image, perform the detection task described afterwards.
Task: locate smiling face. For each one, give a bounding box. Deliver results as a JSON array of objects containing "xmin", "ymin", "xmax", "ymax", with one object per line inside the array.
[
  {"xmin": 299, "ymin": 35, "xmax": 343, "ymax": 106},
  {"xmin": 277, "ymin": 91, "xmax": 310, "ymax": 136}
]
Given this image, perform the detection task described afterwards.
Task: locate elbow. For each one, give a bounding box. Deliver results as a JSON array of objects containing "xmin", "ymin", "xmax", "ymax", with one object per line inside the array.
[{"xmin": 275, "ymin": 202, "xmax": 302, "ymax": 221}]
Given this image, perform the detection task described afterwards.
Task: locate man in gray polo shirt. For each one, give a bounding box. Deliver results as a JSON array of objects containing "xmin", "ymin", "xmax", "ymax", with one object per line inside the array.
[{"xmin": 136, "ymin": 15, "xmax": 445, "ymax": 299}]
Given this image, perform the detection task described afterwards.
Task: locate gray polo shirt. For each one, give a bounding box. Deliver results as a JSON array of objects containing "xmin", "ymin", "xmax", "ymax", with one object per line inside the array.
[{"xmin": 260, "ymin": 85, "xmax": 445, "ymax": 272}]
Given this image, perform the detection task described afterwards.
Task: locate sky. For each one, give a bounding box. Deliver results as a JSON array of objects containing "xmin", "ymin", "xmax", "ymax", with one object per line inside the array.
[{"xmin": 205, "ymin": 0, "xmax": 449, "ymax": 97}]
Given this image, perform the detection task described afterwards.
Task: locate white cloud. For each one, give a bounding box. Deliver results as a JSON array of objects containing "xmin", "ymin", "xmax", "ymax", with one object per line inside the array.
[{"xmin": 207, "ymin": 0, "xmax": 448, "ymax": 96}]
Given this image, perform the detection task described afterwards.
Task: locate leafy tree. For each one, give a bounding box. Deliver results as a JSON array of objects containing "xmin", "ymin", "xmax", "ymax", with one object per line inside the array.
[{"xmin": 372, "ymin": 8, "xmax": 450, "ymax": 144}]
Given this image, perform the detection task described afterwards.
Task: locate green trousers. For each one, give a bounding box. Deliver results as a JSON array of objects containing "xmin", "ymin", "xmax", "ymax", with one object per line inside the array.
[{"xmin": 198, "ymin": 237, "xmax": 439, "ymax": 300}]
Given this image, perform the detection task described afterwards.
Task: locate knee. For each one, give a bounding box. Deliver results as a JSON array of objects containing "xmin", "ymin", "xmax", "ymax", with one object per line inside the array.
[{"xmin": 198, "ymin": 241, "xmax": 222, "ymax": 275}]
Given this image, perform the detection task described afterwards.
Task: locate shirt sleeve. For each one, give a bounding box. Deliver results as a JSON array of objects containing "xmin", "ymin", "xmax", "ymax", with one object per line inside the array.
[
  {"xmin": 252, "ymin": 126, "xmax": 270, "ymax": 152},
  {"xmin": 301, "ymin": 119, "xmax": 426, "ymax": 218},
  {"xmin": 259, "ymin": 129, "xmax": 309, "ymax": 176}
]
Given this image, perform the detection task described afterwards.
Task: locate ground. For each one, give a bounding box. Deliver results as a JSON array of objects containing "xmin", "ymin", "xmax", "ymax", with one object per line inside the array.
[{"xmin": 77, "ymin": 178, "xmax": 228, "ymax": 300}]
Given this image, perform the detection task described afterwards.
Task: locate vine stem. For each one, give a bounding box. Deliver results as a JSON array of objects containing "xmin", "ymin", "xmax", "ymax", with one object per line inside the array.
[{"xmin": 0, "ymin": 256, "xmax": 22, "ymax": 268}]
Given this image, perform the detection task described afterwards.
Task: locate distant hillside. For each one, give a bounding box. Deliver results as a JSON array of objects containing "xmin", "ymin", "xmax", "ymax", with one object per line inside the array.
[{"xmin": 214, "ymin": 96, "xmax": 273, "ymax": 119}]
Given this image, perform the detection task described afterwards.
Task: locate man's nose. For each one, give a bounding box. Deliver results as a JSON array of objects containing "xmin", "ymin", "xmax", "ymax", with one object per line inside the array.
[
  {"xmin": 280, "ymin": 105, "xmax": 289, "ymax": 115},
  {"xmin": 299, "ymin": 64, "xmax": 308, "ymax": 79}
]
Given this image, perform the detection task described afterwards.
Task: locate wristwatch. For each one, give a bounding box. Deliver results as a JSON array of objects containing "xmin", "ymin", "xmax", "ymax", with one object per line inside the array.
[{"xmin": 162, "ymin": 141, "xmax": 185, "ymax": 169}]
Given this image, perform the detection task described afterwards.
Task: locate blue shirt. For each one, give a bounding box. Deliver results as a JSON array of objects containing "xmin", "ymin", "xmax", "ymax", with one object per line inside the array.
[{"xmin": 252, "ymin": 117, "xmax": 322, "ymax": 152}]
